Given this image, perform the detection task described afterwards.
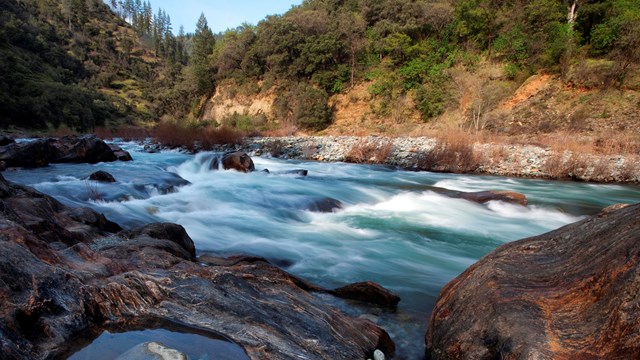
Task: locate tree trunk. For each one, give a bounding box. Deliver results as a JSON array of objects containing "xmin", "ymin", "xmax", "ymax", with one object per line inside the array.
[{"xmin": 567, "ymin": 0, "xmax": 578, "ymax": 29}]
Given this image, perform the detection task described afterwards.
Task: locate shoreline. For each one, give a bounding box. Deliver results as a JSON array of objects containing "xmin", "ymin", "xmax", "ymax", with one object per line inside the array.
[{"xmin": 209, "ymin": 136, "xmax": 640, "ymax": 184}]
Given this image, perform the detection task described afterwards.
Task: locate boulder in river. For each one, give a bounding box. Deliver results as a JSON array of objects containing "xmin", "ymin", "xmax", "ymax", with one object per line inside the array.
[
  {"xmin": 0, "ymin": 139, "xmax": 59, "ymax": 167},
  {"xmin": 210, "ymin": 151, "xmax": 255, "ymax": 173},
  {"xmin": 109, "ymin": 144, "xmax": 133, "ymax": 161},
  {"xmin": 430, "ymin": 187, "xmax": 528, "ymax": 206},
  {"xmin": 0, "ymin": 136, "xmax": 132, "ymax": 168},
  {"xmin": 332, "ymin": 281, "xmax": 401, "ymax": 307},
  {"xmin": 426, "ymin": 203, "xmax": 640, "ymax": 359},
  {"xmin": 89, "ymin": 170, "xmax": 116, "ymax": 183},
  {"xmin": 52, "ymin": 135, "xmax": 117, "ymax": 163},
  {"xmin": 0, "ymin": 173, "xmax": 394, "ymax": 359}
]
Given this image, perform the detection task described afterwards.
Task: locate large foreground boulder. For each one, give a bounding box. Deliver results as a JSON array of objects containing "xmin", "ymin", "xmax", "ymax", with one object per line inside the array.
[
  {"xmin": 426, "ymin": 203, "xmax": 640, "ymax": 359},
  {"xmin": 0, "ymin": 173, "xmax": 394, "ymax": 360}
]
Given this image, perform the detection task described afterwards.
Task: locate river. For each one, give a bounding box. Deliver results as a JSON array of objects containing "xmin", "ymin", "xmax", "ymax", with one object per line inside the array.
[{"xmin": 4, "ymin": 140, "xmax": 640, "ymax": 359}]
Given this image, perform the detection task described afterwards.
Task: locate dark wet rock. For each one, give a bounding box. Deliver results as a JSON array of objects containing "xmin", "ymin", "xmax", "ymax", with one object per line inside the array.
[
  {"xmin": 0, "ymin": 136, "xmax": 131, "ymax": 168},
  {"xmin": 271, "ymin": 169, "xmax": 309, "ymax": 176},
  {"xmin": 331, "ymin": 281, "xmax": 401, "ymax": 308},
  {"xmin": 143, "ymin": 144, "xmax": 162, "ymax": 153},
  {"xmin": 0, "ymin": 160, "xmax": 6, "ymax": 171},
  {"xmin": 302, "ymin": 197, "xmax": 343, "ymax": 212},
  {"xmin": 63, "ymin": 207, "xmax": 122, "ymax": 233},
  {"xmin": 0, "ymin": 135, "xmax": 15, "ymax": 146},
  {"xmin": 52, "ymin": 135, "xmax": 117, "ymax": 163},
  {"xmin": 461, "ymin": 190, "xmax": 528, "ymax": 206},
  {"xmin": 426, "ymin": 203, "xmax": 640, "ymax": 360},
  {"xmin": 0, "ymin": 173, "xmax": 395, "ymax": 360},
  {"xmin": 430, "ymin": 187, "xmax": 528, "ymax": 206},
  {"xmin": 121, "ymin": 223, "xmax": 195, "ymax": 260},
  {"xmin": 108, "ymin": 144, "xmax": 133, "ymax": 161},
  {"xmin": 0, "ymin": 139, "xmax": 59, "ymax": 167},
  {"xmin": 212, "ymin": 151, "xmax": 255, "ymax": 173},
  {"xmin": 89, "ymin": 170, "xmax": 116, "ymax": 183}
]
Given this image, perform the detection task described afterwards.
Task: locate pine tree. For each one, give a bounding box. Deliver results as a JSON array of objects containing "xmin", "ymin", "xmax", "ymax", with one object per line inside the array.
[{"xmin": 190, "ymin": 13, "xmax": 216, "ymax": 95}]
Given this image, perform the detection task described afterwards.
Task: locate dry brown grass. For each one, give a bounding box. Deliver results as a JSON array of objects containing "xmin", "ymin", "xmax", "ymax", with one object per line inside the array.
[{"xmin": 345, "ymin": 139, "xmax": 394, "ymax": 164}]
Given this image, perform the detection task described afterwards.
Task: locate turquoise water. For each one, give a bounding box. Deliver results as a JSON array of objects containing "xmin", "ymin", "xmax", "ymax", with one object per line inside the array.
[{"xmin": 5, "ymin": 141, "xmax": 640, "ymax": 359}]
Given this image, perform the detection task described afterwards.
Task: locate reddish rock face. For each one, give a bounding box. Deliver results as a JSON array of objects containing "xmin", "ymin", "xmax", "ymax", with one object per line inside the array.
[{"xmin": 426, "ymin": 203, "xmax": 640, "ymax": 360}]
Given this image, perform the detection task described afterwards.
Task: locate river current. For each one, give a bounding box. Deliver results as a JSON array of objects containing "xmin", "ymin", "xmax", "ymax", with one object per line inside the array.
[{"xmin": 5, "ymin": 140, "xmax": 640, "ymax": 359}]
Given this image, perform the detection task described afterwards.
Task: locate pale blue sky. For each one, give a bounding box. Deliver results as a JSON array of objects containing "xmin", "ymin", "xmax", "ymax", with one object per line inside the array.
[{"xmin": 151, "ymin": 0, "xmax": 303, "ymax": 33}]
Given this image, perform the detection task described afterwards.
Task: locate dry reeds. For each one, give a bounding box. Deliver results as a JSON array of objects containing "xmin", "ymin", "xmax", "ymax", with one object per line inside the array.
[
  {"xmin": 151, "ymin": 123, "xmax": 244, "ymax": 151},
  {"xmin": 345, "ymin": 139, "xmax": 394, "ymax": 164},
  {"xmin": 415, "ymin": 128, "xmax": 480, "ymax": 173}
]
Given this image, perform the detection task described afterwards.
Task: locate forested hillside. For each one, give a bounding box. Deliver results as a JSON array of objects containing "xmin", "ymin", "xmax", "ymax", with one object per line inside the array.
[
  {"xmin": 0, "ymin": 0, "xmax": 191, "ymax": 131},
  {"xmin": 1, "ymin": 0, "xmax": 638, "ymax": 134},
  {"xmin": 202, "ymin": 0, "xmax": 639, "ymax": 133}
]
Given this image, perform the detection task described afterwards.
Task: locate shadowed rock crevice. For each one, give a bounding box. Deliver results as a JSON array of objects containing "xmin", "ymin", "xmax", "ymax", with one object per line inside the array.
[{"xmin": 427, "ymin": 203, "xmax": 640, "ymax": 360}]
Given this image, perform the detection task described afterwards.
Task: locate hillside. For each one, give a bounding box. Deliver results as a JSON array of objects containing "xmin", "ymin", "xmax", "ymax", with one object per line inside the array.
[
  {"xmin": 196, "ymin": 0, "xmax": 640, "ymax": 146},
  {"xmin": 0, "ymin": 0, "xmax": 187, "ymax": 131}
]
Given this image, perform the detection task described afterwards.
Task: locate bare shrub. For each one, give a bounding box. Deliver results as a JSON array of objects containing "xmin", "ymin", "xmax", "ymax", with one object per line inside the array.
[
  {"xmin": 543, "ymin": 152, "xmax": 568, "ymax": 179},
  {"xmin": 152, "ymin": 123, "xmax": 244, "ymax": 151},
  {"xmin": 618, "ymin": 155, "xmax": 640, "ymax": 181},
  {"xmin": 264, "ymin": 140, "xmax": 285, "ymax": 157},
  {"xmin": 416, "ymin": 139, "xmax": 479, "ymax": 173},
  {"xmin": 345, "ymin": 139, "xmax": 394, "ymax": 164},
  {"xmin": 301, "ymin": 143, "xmax": 317, "ymax": 159}
]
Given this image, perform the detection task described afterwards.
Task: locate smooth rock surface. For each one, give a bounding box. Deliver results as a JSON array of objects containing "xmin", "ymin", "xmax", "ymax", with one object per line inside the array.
[{"xmin": 426, "ymin": 203, "xmax": 640, "ymax": 359}]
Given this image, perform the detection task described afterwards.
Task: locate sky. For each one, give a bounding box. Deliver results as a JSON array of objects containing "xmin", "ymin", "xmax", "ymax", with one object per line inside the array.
[{"xmin": 151, "ymin": 0, "xmax": 304, "ymax": 34}]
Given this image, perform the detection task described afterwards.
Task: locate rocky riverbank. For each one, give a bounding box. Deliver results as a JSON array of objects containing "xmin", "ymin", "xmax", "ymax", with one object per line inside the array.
[
  {"xmin": 0, "ymin": 172, "xmax": 395, "ymax": 359},
  {"xmin": 204, "ymin": 136, "xmax": 639, "ymax": 183}
]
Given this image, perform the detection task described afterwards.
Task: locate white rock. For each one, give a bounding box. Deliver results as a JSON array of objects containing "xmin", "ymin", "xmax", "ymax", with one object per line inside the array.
[{"xmin": 373, "ymin": 349, "xmax": 385, "ymax": 360}]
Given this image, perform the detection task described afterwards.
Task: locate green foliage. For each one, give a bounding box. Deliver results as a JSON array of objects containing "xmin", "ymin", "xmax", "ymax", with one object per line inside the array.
[{"xmin": 413, "ymin": 74, "xmax": 450, "ymax": 121}]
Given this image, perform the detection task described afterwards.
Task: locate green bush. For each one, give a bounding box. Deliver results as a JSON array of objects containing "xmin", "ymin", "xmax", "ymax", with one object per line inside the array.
[{"xmin": 291, "ymin": 83, "xmax": 333, "ymax": 130}]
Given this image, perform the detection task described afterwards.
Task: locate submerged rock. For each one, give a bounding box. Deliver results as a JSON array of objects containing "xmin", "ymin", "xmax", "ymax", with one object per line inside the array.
[
  {"xmin": 301, "ymin": 197, "xmax": 343, "ymax": 212},
  {"xmin": 426, "ymin": 203, "xmax": 640, "ymax": 359},
  {"xmin": 0, "ymin": 173, "xmax": 394, "ymax": 360},
  {"xmin": 89, "ymin": 170, "xmax": 116, "ymax": 183},
  {"xmin": 332, "ymin": 281, "xmax": 401, "ymax": 307},
  {"xmin": 115, "ymin": 342, "xmax": 187, "ymax": 360}
]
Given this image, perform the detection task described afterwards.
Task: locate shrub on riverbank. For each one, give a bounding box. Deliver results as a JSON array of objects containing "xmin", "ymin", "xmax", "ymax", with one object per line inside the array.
[{"xmin": 345, "ymin": 139, "xmax": 394, "ymax": 164}]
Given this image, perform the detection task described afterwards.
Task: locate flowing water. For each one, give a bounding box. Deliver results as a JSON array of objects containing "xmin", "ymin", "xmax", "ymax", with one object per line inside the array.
[{"xmin": 5, "ymin": 140, "xmax": 640, "ymax": 359}]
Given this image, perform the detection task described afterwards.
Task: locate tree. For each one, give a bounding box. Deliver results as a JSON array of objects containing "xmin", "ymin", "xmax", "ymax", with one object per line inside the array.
[
  {"xmin": 337, "ymin": 11, "xmax": 366, "ymax": 87},
  {"xmin": 190, "ymin": 13, "xmax": 215, "ymax": 96}
]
